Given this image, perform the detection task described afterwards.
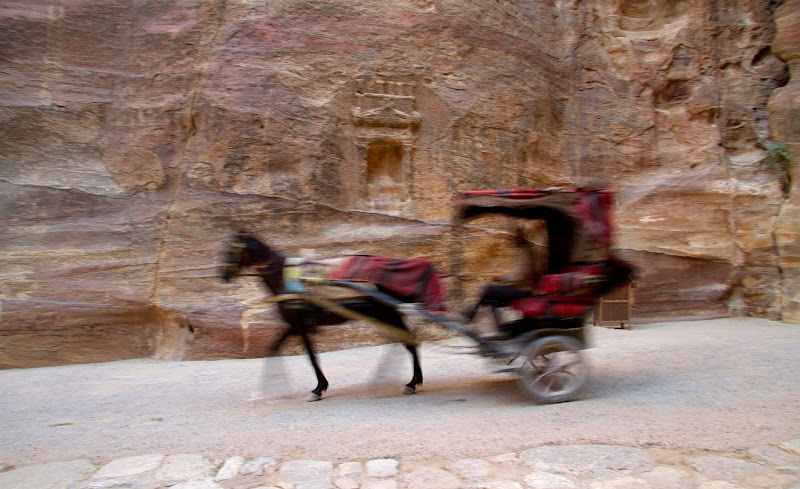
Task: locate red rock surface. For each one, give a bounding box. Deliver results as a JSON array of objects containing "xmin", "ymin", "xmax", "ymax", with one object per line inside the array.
[{"xmin": 1, "ymin": 0, "xmax": 798, "ymax": 367}]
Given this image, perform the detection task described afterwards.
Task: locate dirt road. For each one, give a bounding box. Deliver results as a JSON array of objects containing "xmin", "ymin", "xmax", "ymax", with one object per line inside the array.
[{"xmin": 1, "ymin": 318, "xmax": 798, "ymax": 468}]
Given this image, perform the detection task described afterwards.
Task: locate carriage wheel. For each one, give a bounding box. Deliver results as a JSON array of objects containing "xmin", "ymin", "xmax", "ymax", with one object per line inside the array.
[{"xmin": 515, "ymin": 335, "xmax": 587, "ymax": 404}]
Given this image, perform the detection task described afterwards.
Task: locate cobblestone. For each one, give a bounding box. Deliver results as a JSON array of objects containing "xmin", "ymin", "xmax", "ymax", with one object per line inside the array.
[
  {"xmin": 365, "ymin": 459, "xmax": 399, "ymax": 479},
  {"xmin": 1, "ymin": 441, "xmax": 799, "ymax": 489}
]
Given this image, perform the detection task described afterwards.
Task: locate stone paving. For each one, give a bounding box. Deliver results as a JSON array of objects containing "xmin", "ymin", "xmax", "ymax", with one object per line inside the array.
[{"xmin": 2, "ymin": 440, "xmax": 800, "ymax": 489}]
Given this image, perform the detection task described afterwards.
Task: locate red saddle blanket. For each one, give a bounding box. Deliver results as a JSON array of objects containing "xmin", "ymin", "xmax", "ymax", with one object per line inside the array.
[{"xmin": 329, "ymin": 256, "xmax": 447, "ymax": 312}]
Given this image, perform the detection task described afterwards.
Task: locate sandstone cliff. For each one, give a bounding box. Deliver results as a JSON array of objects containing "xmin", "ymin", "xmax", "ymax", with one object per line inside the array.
[{"xmin": 1, "ymin": 0, "xmax": 797, "ymax": 368}]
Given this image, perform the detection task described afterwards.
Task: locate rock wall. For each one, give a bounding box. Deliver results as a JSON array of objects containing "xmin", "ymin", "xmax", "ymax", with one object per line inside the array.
[
  {"xmin": 574, "ymin": 0, "xmax": 793, "ymax": 320},
  {"xmin": 769, "ymin": 0, "xmax": 800, "ymax": 323},
  {"xmin": 0, "ymin": 0, "xmax": 797, "ymax": 368}
]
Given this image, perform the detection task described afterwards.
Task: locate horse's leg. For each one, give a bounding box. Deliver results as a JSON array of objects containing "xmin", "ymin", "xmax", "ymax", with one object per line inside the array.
[
  {"xmin": 267, "ymin": 326, "xmax": 292, "ymax": 356},
  {"xmin": 464, "ymin": 284, "xmax": 495, "ymax": 322},
  {"xmin": 403, "ymin": 342, "xmax": 423, "ymax": 395},
  {"xmin": 250, "ymin": 326, "xmax": 293, "ymax": 400},
  {"xmin": 380, "ymin": 307, "xmax": 422, "ymax": 395},
  {"xmin": 300, "ymin": 331, "xmax": 328, "ymax": 402},
  {"xmin": 379, "ymin": 306, "xmax": 423, "ymax": 396}
]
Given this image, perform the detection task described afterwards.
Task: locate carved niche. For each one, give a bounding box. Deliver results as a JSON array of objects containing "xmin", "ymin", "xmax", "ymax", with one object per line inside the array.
[{"xmin": 352, "ymin": 78, "xmax": 421, "ymax": 212}]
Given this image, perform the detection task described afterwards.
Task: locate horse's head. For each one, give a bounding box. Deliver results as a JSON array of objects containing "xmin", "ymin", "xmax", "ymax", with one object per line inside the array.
[
  {"xmin": 220, "ymin": 231, "xmax": 251, "ymax": 283},
  {"xmin": 220, "ymin": 231, "xmax": 283, "ymax": 286}
]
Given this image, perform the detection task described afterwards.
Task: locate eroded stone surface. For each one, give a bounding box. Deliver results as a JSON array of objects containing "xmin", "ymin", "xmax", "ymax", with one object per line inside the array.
[
  {"xmin": 448, "ymin": 458, "xmax": 491, "ymax": 479},
  {"xmin": 91, "ymin": 454, "xmax": 165, "ymax": 479},
  {"xmin": 365, "ymin": 459, "xmax": 399, "ymax": 479},
  {"xmin": 2, "ymin": 442, "xmax": 800, "ymax": 489},
  {"xmin": 520, "ymin": 445, "xmax": 654, "ymax": 477},
  {"xmin": 405, "ymin": 467, "xmax": 462, "ymax": 489},
  {"xmin": 0, "ymin": 459, "xmax": 95, "ymax": 489},
  {"xmin": 523, "ymin": 471, "xmax": 576, "ymax": 489},
  {"xmin": 215, "ymin": 456, "xmax": 246, "ymax": 481},
  {"xmin": 1, "ymin": 0, "xmax": 798, "ymax": 368},
  {"xmin": 241, "ymin": 457, "xmax": 279, "ymax": 476},
  {"xmin": 276, "ymin": 460, "xmax": 333, "ymax": 488},
  {"xmin": 639, "ymin": 466, "xmax": 696, "ymax": 489},
  {"xmin": 688, "ymin": 455, "xmax": 772, "ymax": 485},
  {"xmin": 154, "ymin": 453, "xmax": 216, "ymax": 483}
]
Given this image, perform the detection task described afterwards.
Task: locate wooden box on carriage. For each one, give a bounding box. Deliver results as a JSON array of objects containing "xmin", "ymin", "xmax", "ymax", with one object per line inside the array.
[{"xmin": 593, "ymin": 282, "xmax": 636, "ymax": 329}]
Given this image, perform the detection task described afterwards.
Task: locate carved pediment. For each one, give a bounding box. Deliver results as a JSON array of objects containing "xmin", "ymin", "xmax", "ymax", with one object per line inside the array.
[{"xmin": 353, "ymin": 105, "xmax": 421, "ymax": 130}]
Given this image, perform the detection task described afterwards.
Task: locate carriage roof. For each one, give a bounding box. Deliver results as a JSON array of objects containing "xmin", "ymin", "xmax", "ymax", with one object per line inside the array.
[{"xmin": 454, "ymin": 187, "xmax": 616, "ymax": 263}]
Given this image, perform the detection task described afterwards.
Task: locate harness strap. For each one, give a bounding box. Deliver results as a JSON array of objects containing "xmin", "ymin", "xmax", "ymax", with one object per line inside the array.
[
  {"xmin": 266, "ymin": 293, "xmax": 419, "ymax": 346},
  {"xmin": 267, "ymin": 294, "xmax": 303, "ymax": 303}
]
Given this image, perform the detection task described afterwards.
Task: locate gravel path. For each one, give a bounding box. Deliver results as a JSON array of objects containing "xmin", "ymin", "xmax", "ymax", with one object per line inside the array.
[{"xmin": 0, "ymin": 317, "xmax": 798, "ymax": 487}]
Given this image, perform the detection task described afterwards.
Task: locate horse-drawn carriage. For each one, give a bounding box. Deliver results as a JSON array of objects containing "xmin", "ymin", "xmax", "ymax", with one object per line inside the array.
[{"xmin": 221, "ymin": 188, "xmax": 633, "ymax": 404}]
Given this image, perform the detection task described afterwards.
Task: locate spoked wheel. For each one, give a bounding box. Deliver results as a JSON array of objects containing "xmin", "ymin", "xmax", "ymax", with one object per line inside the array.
[{"xmin": 515, "ymin": 335, "xmax": 587, "ymax": 404}]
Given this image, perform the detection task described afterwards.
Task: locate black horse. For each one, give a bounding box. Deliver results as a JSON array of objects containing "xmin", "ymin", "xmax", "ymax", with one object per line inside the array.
[{"xmin": 220, "ymin": 231, "xmax": 423, "ymax": 401}]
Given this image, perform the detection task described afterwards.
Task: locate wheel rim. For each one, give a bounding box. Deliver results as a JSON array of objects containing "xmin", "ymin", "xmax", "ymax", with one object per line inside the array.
[{"xmin": 520, "ymin": 345, "xmax": 585, "ymax": 398}]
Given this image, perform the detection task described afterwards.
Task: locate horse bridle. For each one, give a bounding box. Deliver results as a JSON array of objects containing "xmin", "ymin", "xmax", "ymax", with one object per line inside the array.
[
  {"xmin": 224, "ymin": 241, "xmax": 246, "ymax": 271},
  {"xmin": 226, "ymin": 240, "xmax": 275, "ymax": 275}
]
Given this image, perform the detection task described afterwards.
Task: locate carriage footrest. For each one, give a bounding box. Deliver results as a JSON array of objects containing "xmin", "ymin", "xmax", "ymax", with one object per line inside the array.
[
  {"xmin": 490, "ymin": 365, "xmax": 519, "ymax": 374},
  {"xmin": 478, "ymin": 339, "xmax": 527, "ymax": 359}
]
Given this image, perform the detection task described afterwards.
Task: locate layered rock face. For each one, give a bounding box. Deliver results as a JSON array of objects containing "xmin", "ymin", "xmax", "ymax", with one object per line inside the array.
[
  {"xmin": 769, "ymin": 0, "xmax": 800, "ymax": 323},
  {"xmin": 1, "ymin": 0, "xmax": 797, "ymax": 368}
]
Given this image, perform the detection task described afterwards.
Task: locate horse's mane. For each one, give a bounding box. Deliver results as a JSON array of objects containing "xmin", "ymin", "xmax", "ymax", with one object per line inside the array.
[{"xmin": 242, "ymin": 235, "xmax": 280, "ymax": 262}]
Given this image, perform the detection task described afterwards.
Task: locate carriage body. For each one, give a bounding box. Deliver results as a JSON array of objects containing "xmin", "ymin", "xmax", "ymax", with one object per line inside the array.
[
  {"xmin": 452, "ymin": 188, "xmax": 633, "ymax": 403},
  {"xmin": 454, "ymin": 188, "xmax": 630, "ymax": 334}
]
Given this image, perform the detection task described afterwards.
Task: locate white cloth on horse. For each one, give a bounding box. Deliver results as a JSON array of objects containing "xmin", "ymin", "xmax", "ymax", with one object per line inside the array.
[
  {"xmin": 283, "ymin": 254, "xmax": 360, "ymax": 298},
  {"xmin": 283, "ymin": 257, "xmax": 307, "ymax": 292}
]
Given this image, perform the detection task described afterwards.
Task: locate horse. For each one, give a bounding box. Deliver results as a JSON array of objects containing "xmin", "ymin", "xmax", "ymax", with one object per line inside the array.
[{"xmin": 219, "ymin": 231, "xmax": 423, "ymax": 401}]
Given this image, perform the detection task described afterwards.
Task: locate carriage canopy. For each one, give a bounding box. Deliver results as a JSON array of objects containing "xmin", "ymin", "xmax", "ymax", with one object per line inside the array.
[{"xmin": 454, "ymin": 188, "xmax": 615, "ymax": 269}]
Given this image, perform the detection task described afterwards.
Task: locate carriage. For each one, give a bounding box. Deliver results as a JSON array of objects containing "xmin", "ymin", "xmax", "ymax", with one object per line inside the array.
[{"xmin": 221, "ymin": 188, "xmax": 634, "ymax": 404}]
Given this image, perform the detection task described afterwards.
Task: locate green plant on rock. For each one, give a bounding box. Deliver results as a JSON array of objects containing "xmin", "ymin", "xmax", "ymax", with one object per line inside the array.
[
  {"xmin": 764, "ymin": 141, "xmax": 793, "ymax": 173},
  {"xmin": 763, "ymin": 141, "xmax": 793, "ymax": 196}
]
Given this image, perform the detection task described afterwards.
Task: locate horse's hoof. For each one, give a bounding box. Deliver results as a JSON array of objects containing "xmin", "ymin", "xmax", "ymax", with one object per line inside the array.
[
  {"xmin": 403, "ymin": 386, "xmax": 416, "ymax": 395},
  {"xmin": 307, "ymin": 392, "xmax": 323, "ymax": 402}
]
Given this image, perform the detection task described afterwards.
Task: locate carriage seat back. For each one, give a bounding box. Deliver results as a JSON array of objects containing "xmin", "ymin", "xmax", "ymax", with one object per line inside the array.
[{"xmin": 533, "ymin": 264, "xmax": 605, "ymax": 296}]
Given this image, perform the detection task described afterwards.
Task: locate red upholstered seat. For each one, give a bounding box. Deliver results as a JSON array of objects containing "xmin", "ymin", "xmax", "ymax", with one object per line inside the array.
[
  {"xmin": 510, "ymin": 297, "xmax": 549, "ymax": 317},
  {"xmin": 510, "ymin": 297, "xmax": 592, "ymax": 319},
  {"xmin": 510, "ymin": 264, "xmax": 605, "ymax": 319},
  {"xmin": 549, "ymin": 302, "xmax": 591, "ymax": 316}
]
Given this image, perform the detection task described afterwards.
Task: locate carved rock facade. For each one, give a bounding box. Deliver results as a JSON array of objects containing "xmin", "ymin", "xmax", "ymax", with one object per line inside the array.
[{"xmin": 0, "ymin": 0, "xmax": 797, "ymax": 367}]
